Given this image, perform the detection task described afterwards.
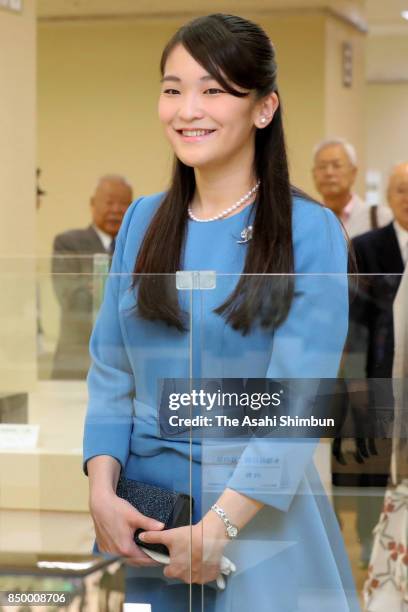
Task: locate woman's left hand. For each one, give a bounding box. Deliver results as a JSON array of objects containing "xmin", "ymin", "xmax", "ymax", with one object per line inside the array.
[{"xmin": 139, "ymin": 521, "xmax": 227, "ymax": 585}]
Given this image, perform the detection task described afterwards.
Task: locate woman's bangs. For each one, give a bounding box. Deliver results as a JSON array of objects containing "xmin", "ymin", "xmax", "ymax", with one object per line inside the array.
[
  {"xmin": 160, "ymin": 20, "xmax": 251, "ymax": 97},
  {"xmin": 182, "ymin": 35, "xmax": 249, "ymax": 97}
]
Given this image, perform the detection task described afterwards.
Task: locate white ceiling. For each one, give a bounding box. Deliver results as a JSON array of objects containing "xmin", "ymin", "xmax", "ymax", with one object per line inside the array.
[
  {"xmin": 37, "ymin": 0, "xmax": 366, "ymax": 22},
  {"xmin": 366, "ymin": 0, "xmax": 408, "ymax": 26},
  {"xmin": 36, "ymin": 0, "xmax": 408, "ymax": 34}
]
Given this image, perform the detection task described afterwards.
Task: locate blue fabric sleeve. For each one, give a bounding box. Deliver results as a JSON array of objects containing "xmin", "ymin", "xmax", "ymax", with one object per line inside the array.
[
  {"xmin": 227, "ymin": 203, "xmax": 349, "ymax": 511},
  {"xmin": 83, "ymin": 198, "xmax": 143, "ymax": 475}
]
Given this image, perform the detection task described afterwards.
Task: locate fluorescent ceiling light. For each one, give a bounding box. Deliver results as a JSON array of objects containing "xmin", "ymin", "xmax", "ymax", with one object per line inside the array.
[{"xmin": 401, "ymin": 10, "xmax": 408, "ymax": 20}]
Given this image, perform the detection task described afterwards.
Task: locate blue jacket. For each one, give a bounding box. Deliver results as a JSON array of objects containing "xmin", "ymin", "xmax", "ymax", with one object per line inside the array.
[{"xmin": 83, "ymin": 193, "xmax": 357, "ymax": 611}]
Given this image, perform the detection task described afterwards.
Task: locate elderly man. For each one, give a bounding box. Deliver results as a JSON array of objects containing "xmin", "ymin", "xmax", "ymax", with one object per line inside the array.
[
  {"xmin": 52, "ymin": 174, "xmax": 133, "ymax": 379},
  {"xmin": 354, "ymin": 161, "xmax": 408, "ymax": 305},
  {"xmin": 352, "ymin": 162, "xmax": 408, "ymax": 379},
  {"xmin": 312, "ymin": 138, "xmax": 392, "ymax": 237},
  {"xmin": 344, "ymin": 162, "xmax": 408, "ymax": 566}
]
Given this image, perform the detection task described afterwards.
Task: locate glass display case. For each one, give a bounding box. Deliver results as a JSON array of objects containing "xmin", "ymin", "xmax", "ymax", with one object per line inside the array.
[{"xmin": 0, "ymin": 261, "xmax": 405, "ymax": 610}]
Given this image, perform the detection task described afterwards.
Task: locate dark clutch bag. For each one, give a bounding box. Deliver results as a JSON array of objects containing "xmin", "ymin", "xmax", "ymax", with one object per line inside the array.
[{"xmin": 116, "ymin": 475, "xmax": 193, "ymax": 556}]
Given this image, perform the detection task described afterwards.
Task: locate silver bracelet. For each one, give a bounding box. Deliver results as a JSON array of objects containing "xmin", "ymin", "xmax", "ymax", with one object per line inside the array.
[{"xmin": 211, "ymin": 504, "xmax": 239, "ymax": 539}]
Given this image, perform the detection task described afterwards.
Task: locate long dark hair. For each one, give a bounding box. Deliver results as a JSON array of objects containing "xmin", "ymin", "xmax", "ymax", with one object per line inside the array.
[{"xmin": 134, "ymin": 13, "xmax": 301, "ymax": 334}]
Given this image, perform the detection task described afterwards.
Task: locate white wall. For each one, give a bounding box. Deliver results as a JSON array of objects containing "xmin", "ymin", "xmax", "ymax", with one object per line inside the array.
[
  {"xmin": 0, "ymin": 1, "xmax": 37, "ymax": 391},
  {"xmin": 365, "ymin": 32, "xmax": 408, "ymax": 201},
  {"xmin": 366, "ymin": 82, "xmax": 408, "ymax": 202},
  {"xmin": 325, "ymin": 14, "xmax": 366, "ymax": 197}
]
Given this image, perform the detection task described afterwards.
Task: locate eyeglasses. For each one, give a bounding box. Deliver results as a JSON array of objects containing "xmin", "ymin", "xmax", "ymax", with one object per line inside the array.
[{"xmin": 314, "ymin": 162, "xmax": 351, "ymax": 172}]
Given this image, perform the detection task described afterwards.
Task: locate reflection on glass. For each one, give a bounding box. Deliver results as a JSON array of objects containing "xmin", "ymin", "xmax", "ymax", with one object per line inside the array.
[{"xmin": 1, "ymin": 263, "xmax": 407, "ymax": 610}]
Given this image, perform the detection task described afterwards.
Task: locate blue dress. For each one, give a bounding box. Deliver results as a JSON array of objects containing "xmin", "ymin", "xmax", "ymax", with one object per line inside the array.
[{"xmin": 84, "ymin": 193, "xmax": 359, "ymax": 611}]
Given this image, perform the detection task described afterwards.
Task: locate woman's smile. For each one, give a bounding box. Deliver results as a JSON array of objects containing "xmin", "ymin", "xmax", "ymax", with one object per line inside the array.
[
  {"xmin": 158, "ymin": 44, "xmax": 258, "ymax": 171},
  {"xmin": 176, "ymin": 127, "xmax": 217, "ymax": 143}
]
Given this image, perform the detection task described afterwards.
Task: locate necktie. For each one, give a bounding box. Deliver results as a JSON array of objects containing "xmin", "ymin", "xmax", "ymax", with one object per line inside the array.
[{"xmin": 109, "ymin": 238, "xmax": 115, "ymax": 256}]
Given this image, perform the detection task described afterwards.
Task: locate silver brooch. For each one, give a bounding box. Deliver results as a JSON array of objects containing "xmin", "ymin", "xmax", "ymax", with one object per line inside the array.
[{"xmin": 237, "ymin": 225, "xmax": 253, "ymax": 244}]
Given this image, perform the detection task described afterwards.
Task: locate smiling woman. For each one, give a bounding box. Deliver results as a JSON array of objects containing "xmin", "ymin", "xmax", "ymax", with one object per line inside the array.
[
  {"xmin": 134, "ymin": 14, "xmax": 295, "ymax": 334},
  {"xmin": 158, "ymin": 44, "xmax": 278, "ymax": 184},
  {"xmin": 83, "ymin": 13, "xmax": 359, "ymax": 612}
]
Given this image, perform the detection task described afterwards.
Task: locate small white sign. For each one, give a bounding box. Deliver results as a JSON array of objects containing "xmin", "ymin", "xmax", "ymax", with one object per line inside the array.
[
  {"xmin": 10, "ymin": 0, "xmax": 22, "ymax": 11},
  {"xmin": 0, "ymin": 424, "xmax": 39, "ymax": 449},
  {"xmin": 203, "ymin": 459, "xmax": 282, "ymax": 493},
  {"xmin": 0, "ymin": 0, "xmax": 22, "ymax": 12}
]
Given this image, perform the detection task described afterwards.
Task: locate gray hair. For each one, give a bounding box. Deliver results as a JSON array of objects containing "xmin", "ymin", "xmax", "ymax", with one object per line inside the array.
[
  {"xmin": 313, "ymin": 138, "xmax": 358, "ymax": 167},
  {"xmin": 94, "ymin": 174, "xmax": 133, "ymax": 194}
]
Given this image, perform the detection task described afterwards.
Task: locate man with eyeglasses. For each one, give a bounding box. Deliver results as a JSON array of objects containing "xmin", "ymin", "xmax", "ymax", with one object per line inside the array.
[
  {"xmin": 51, "ymin": 174, "xmax": 133, "ymax": 379},
  {"xmin": 312, "ymin": 138, "xmax": 392, "ymax": 238}
]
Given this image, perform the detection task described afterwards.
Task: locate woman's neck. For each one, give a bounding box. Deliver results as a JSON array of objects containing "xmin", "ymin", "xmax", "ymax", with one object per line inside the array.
[{"xmin": 191, "ymin": 156, "xmax": 257, "ymax": 220}]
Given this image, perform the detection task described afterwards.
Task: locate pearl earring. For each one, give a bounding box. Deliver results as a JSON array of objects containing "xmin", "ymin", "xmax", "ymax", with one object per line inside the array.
[{"xmin": 261, "ymin": 117, "xmax": 267, "ymax": 124}]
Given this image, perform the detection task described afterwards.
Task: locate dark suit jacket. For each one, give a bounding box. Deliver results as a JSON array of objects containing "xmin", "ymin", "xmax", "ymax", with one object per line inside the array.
[
  {"xmin": 52, "ymin": 226, "xmax": 110, "ymax": 379},
  {"xmin": 333, "ymin": 223, "xmax": 404, "ymax": 488},
  {"xmin": 352, "ymin": 222, "xmax": 404, "ymax": 378}
]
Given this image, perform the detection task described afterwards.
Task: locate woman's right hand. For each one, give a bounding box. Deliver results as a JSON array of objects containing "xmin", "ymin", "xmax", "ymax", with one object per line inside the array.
[{"xmin": 89, "ymin": 488, "xmax": 165, "ymax": 567}]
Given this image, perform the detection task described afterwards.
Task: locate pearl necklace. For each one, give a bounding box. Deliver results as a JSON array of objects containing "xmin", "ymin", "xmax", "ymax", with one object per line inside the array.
[{"xmin": 188, "ymin": 180, "xmax": 260, "ymax": 223}]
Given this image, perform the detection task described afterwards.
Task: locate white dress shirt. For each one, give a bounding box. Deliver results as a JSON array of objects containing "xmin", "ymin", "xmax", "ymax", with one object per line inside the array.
[
  {"xmin": 93, "ymin": 225, "xmax": 113, "ymax": 253},
  {"xmin": 393, "ymin": 220, "xmax": 408, "ymax": 265},
  {"xmin": 392, "ymin": 266, "xmax": 408, "ymax": 485}
]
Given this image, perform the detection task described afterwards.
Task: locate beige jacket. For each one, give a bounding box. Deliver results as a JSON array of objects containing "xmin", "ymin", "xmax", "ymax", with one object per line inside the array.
[{"xmin": 344, "ymin": 194, "xmax": 393, "ymax": 239}]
